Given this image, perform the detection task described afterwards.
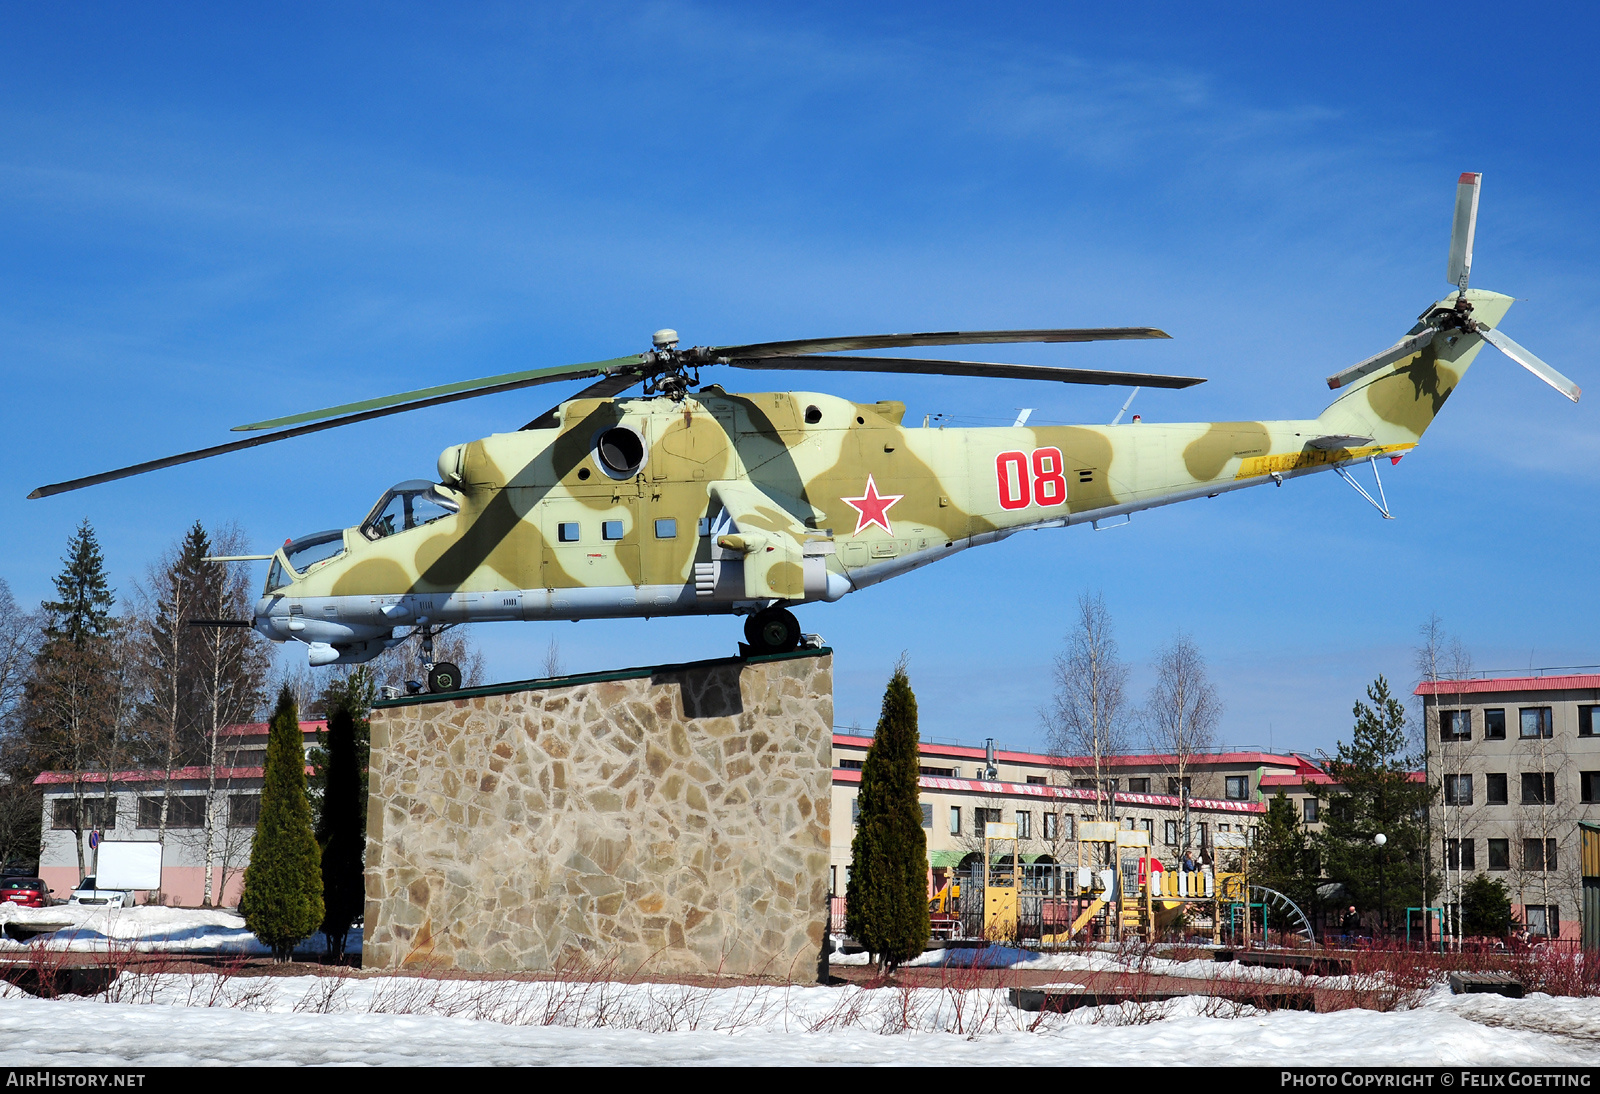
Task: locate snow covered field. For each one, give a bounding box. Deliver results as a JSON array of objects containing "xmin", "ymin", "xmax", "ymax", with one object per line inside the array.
[
  {"xmin": 0, "ymin": 971, "xmax": 1596, "ymax": 1066},
  {"xmin": 2, "ymin": 908, "xmax": 1596, "ymax": 1065},
  {"xmin": 0, "ymin": 902, "xmax": 354, "ymax": 955}
]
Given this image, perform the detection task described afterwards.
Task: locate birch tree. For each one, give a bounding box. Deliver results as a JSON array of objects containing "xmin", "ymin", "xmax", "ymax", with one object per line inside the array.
[
  {"xmin": 1142, "ymin": 633, "xmax": 1220, "ymax": 855},
  {"xmin": 1045, "ymin": 592, "xmax": 1128, "ymax": 827}
]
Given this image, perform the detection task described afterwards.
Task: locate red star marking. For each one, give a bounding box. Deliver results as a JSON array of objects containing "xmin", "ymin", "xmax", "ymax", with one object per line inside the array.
[{"xmin": 842, "ymin": 475, "xmax": 904, "ymax": 535}]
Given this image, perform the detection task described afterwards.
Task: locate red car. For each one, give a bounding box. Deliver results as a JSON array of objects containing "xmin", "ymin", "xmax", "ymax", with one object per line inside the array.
[{"xmin": 0, "ymin": 877, "xmax": 51, "ymax": 908}]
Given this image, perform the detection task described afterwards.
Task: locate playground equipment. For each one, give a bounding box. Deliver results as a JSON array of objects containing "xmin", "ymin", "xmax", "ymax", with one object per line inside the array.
[{"xmin": 940, "ymin": 822, "xmax": 1316, "ymax": 948}]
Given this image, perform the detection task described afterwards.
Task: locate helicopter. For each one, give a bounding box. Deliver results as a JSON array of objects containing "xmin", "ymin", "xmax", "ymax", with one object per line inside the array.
[{"xmin": 30, "ymin": 173, "xmax": 1579, "ymax": 693}]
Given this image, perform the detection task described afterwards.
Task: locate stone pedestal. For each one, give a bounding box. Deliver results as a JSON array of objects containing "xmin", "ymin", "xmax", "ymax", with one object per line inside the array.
[{"xmin": 363, "ymin": 649, "xmax": 833, "ymax": 977}]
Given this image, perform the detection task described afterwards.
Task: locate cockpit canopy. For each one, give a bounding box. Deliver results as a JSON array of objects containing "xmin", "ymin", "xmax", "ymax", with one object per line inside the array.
[
  {"xmin": 267, "ymin": 528, "xmax": 346, "ymax": 591},
  {"xmin": 361, "ymin": 480, "xmax": 460, "ymax": 541}
]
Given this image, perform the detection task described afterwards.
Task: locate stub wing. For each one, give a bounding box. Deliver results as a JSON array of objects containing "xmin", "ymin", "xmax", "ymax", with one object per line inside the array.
[{"xmin": 706, "ymin": 481, "xmax": 819, "ymax": 600}]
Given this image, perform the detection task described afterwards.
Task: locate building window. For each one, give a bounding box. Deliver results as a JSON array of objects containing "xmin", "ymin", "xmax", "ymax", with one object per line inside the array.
[
  {"xmin": 1519, "ymin": 707, "xmax": 1554, "ymax": 739},
  {"xmin": 1523, "ymin": 837, "xmax": 1558, "ymax": 871},
  {"xmin": 602, "ymin": 520, "xmax": 624, "ymax": 541},
  {"xmin": 1043, "ymin": 812, "xmax": 1057, "ymax": 840},
  {"xmin": 830, "ymin": 865, "xmax": 837, "ymax": 895},
  {"xmin": 1072, "ymin": 778, "xmax": 1095, "ymax": 790},
  {"xmin": 1016, "ymin": 811, "xmax": 1031, "ymax": 839},
  {"xmin": 1445, "ymin": 838, "xmax": 1476, "ymax": 871},
  {"xmin": 1196, "ymin": 822, "xmax": 1209, "ymax": 848},
  {"xmin": 1581, "ymin": 707, "xmax": 1600, "ymax": 737},
  {"xmin": 1164, "ymin": 819, "xmax": 1179, "ymax": 845},
  {"xmin": 1168, "ymin": 776, "xmax": 1191, "ymax": 797},
  {"xmin": 1225, "ymin": 776, "xmax": 1249, "ymax": 801},
  {"xmin": 557, "ymin": 522, "xmax": 580, "ymax": 543},
  {"xmin": 1141, "ymin": 818, "xmax": 1155, "ymax": 838},
  {"xmin": 919, "ymin": 766, "xmax": 955, "ymax": 777},
  {"xmin": 1062, "ymin": 815, "xmax": 1075, "ymax": 840},
  {"xmin": 920, "ymin": 802, "xmax": 933, "ymax": 828},
  {"xmin": 1443, "ymin": 774, "xmax": 1473, "ymax": 805},
  {"xmin": 975, "ymin": 807, "xmax": 1002, "ymax": 836},
  {"xmin": 1526, "ymin": 905, "xmax": 1559, "ymax": 938},
  {"xmin": 137, "ymin": 796, "xmax": 205, "ymax": 829},
  {"xmin": 837, "ymin": 759, "xmax": 863, "ymax": 771},
  {"xmin": 1521, "ymin": 772, "xmax": 1556, "ymax": 805},
  {"xmin": 50, "ymin": 798, "xmax": 115, "ymax": 831},
  {"xmin": 228, "ymin": 795, "xmax": 260, "ymax": 828},
  {"xmin": 1303, "ymin": 797, "xmax": 1319, "ymax": 823},
  {"xmin": 1127, "ymin": 778, "xmax": 1150, "ymax": 793},
  {"xmin": 1439, "ymin": 710, "xmax": 1472, "ymax": 742},
  {"xmin": 1026, "ymin": 775, "xmax": 1046, "ymax": 785},
  {"xmin": 1484, "ymin": 709, "xmax": 1506, "ymax": 740},
  {"xmin": 1584, "ymin": 772, "xmax": 1600, "ymax": 804},
  {"xmin": 851, "ymin": 798, "xmax": 860, "ymax": 825},
  {"xmin": 1488, "ymin": 838, "xmax": 1510, "ymax": 871},
  {"xmin": 654, "ymin": 518, "xmax": 677, "ymax": 539},
  {"xmin": 949, "ymin": 806, "xmax": 961, "ymax": 835},
  {"xmin": 1485, "ymin": 773, "xmax": 1508, "ymax": 805}
]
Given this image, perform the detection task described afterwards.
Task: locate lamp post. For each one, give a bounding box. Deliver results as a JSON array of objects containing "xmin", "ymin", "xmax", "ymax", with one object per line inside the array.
[{"xmin": 1374, "ymin": 833, "xmax": 1388, "ymax": 938}]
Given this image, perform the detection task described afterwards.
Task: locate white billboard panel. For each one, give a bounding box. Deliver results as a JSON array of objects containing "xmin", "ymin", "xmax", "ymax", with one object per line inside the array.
[{"xmin": 96, "ymin": 841, "xmax": 163, "ymax": 890}]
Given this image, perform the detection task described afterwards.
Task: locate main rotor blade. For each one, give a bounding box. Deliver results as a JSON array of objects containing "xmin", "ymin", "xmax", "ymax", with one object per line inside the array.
[
  {"xmin": 725, "ymin": 354, "xmax": 1204, "ymax": 388},
  {"xmin": 1326, "ymin": 328, "xmax": 1438, "ymax": 390},
  {"xmin": 1447, "ymin": 171, "xmax": 1481, "ymax": 292},
  {"xmin": 233, "ymin": 355, "xmax": 642, "ymax": 431},
  {"xmin": 28, "ymin": 363, "xmax": 637, "ymax": 498},
  {"xmin": 712, "ymin": 328, "xmax": 1169, "ymax": 359},
  {"xmin": 1479, "ymin": 325, "xmax": 1581, "ymax": 402}
]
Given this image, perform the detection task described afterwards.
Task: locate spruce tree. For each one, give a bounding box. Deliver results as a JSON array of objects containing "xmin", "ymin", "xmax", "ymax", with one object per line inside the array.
[
  {"xmin": 317, "ymin": 687, "xmax": 366, "ymax": 960},
  {"xmin": 1461, "ymin": 874, "xmax": 1514, "ymax": 937},
  {"xmin": 240, "ymin": 686, "xmax": 324, "ymax": 960},
  {"xmin": 845, "ymin": 661, "xmax": 930, "ymax": 973},
  {"xmin": 42, "ymin": 520, "xmax": 115, "ymax": 648},
  {"xmin": 1255, "ymin": 790, "xmax": 1316, "ymax": 911},
  {"xmin": 1312, "ymin": 676, "xmax": 1438, "ymax": 933}
]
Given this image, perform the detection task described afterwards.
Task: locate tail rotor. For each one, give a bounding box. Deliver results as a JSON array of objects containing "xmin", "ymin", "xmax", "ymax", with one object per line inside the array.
[{"xmin": 1327, "ymin": 172, "xmax": 1579, "ymax": 402}]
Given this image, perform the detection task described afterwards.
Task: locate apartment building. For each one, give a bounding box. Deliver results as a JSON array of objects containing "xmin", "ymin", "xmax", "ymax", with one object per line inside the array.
[
  {"xmin": 829, "ymin": 733, "xmax": 1319, "ymax": 892},
  {"xmin": 1417, "ymin": 673, "xmax": 1600, "ymax": 940}
]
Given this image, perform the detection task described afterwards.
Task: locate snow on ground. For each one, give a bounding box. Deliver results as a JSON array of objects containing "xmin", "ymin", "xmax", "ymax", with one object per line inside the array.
[
  {"xmin": 0, "ymin": 903, "xmax": 355, "ymax": 955},
  {"xmin": 0, "ymin": 971, "xmax": 1596, "ymax": 1065}
]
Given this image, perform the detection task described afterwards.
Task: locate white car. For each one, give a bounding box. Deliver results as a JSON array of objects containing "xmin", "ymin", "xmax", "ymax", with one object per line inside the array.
[{"xmin": 67, "ymin": 877, "xmax": 133, "ymax": 908}]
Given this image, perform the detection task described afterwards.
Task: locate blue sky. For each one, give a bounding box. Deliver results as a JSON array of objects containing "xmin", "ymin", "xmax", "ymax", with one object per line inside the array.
[{"xmin": 2, "ymin": 2, "xmax": 1596, "ymax": 756}]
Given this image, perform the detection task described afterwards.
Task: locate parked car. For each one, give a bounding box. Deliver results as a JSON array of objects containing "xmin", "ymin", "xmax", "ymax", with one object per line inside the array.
[
  {"xmin": 0, "ymin": 877, "xmax": 52, "ymax": 908},
  {"xmin": 67, "ymin": 877, "xmax": 132, "ymax": 908}
]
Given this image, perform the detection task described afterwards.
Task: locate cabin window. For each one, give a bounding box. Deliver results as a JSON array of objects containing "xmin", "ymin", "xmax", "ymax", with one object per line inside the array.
[
  {"xmin": 654, "ymin": 518, "xmax": 677, "ymax": 539},
  {"xmin": 557, "ymin": 523, "xmax": 580, "ymax": 543},
  {"xmin": 602, "ymin": 520, "xmax": 624, "ymax": 541}
]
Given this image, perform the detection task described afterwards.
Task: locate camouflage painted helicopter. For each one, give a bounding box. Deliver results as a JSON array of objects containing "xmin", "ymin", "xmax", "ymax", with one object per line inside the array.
[{"xmin": 31, "ymin": 174, "xmax": 1578, "ymax": 691}]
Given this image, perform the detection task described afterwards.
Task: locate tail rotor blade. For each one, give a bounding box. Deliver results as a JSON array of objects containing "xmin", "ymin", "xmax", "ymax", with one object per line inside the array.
[
  {"xmin": 1326, "ymin": 328, "xmax": 1438, "ymax": 390},
  {"xmin": 1447, "ymin": 172, "xmax": 1482, "ymax": 292},
  {"xmin": 1479, "ymin": 325, "xmax": 1581, "ymax": 402}
]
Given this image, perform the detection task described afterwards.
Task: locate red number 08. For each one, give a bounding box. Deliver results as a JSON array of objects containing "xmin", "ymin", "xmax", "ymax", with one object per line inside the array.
[{"xmin": 996, "ymin": 447, "xmax": 1067, "ymax": 511}]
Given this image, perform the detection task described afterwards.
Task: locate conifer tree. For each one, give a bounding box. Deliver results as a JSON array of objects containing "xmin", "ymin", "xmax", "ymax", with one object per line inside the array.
[
  {"xmin": 845, "ymin": 661, "xmax": 930, "ymax": 972},
  {"xmin": 1312, "ymin": 676, "xmax": 1438, "ymax": 933},
  {"xmin": 1460, "ymin": 873, "xmax": 1514, "ymax": 937},
  {"xmin": 240, "ymin": 686, "xmax": 324, "ymax": 960},
  {"xmin": 25, "ymin": 522, "xmax": 120, "ymax": 878},
  {"xmin": 1255, "ymin": 790, "xmax": 1316, "ymax": 910},
  {"xmin": 317, "ymin": 683, "xmax": 367, "ymax": 960}
]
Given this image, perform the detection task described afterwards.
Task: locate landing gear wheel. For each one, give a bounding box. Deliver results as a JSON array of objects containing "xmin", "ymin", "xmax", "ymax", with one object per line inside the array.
[
  {"xmin": 744, "ymin": 608, "xmax": 801, "ymax": 654},
  {"xmin": 427, "ymin": 662, "xmax": 461, "ymax": 693}
]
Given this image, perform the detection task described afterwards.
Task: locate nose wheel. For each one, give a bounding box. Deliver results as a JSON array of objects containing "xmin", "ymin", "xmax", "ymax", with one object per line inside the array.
[{"xmin": 744, "ymin": 607, "xmax": 801, "ymax": 654}]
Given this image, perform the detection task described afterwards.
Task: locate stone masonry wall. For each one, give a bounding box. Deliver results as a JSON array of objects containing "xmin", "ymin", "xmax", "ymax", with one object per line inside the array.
[{"xmin": 364, "ymin": 650, "xmax": 833, "ymax": 977}]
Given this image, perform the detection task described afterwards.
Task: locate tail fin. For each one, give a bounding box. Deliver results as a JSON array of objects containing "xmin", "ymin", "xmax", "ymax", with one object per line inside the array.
[{"xmin": 1318, "ymin": 289, "xmax": 1512, "ymax": 446}]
